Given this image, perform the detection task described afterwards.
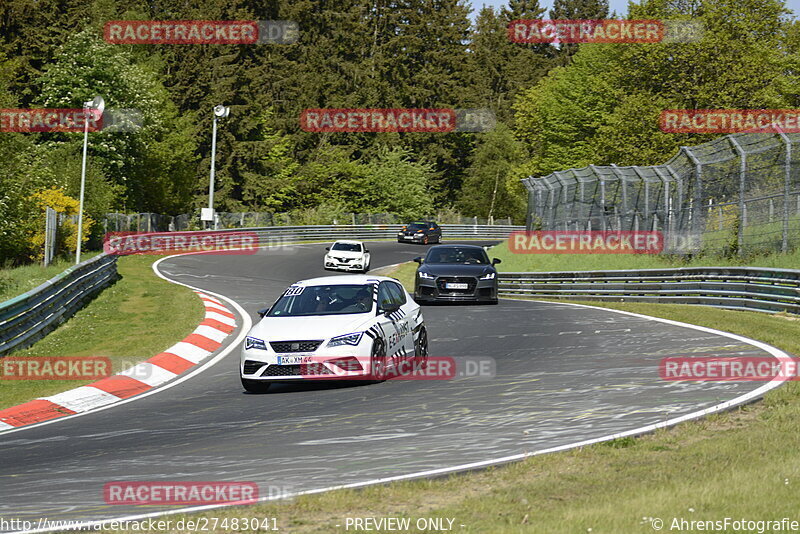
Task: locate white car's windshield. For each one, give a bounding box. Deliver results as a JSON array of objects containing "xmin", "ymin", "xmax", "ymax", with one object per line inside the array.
[
  {"xmin": 268, "ymin": 284, "xmax": 374, "ymax": 316},
  {"xmin": 331, "ymin": 242, "xmax": 362, "ymax": 252}
]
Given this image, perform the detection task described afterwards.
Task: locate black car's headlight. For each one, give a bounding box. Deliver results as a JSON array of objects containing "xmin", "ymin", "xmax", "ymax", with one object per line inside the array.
[
  {"xmin": 418, "ymin": 271, "xmax": 435, "ymax": 280},
  {"xmin": 245, "ymin": 336, "xmax": 268, "ymax": 350},
  {"xmin": 479, "ymin": 272, "xmax": 496, "ymax": 280}
]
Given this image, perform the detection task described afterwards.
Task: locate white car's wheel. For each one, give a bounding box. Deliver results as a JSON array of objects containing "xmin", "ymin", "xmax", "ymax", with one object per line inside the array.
[
  {"xmin": 369, "ymin": 339, "xmax": 387, "ymax": 382},
  {"xmin": 415, "ymin": 327, "xmax": 428, "ymax": 370}
]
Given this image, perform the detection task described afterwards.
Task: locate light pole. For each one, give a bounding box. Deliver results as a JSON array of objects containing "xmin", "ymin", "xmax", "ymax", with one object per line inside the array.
[
  {"xmin": 76, "ymin": 96, "xmax": 104, "ymax": 264},
  {"xmin": 206, "ymin": 104, "xmax": 230, "ymax": 230}
]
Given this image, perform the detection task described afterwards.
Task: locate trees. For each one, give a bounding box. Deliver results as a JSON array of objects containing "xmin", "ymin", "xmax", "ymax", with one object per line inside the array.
[
  {"xmin": 38, "ymin": 28, "xmax": 197, "ymax": 214},
  {"xmin": 513, "ymin": 0, "xmax": 798, "ymax": 178},
  {"xmin": 458, "ymin": 123, "xmax": 527, "ymax": 222}
]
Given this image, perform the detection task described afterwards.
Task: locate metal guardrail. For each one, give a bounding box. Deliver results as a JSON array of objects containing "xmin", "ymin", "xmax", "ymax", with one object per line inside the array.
[
  {"xmin": 214, "ymin": 223, "xmax": 523, "ymax": 243},
  {"xmin": 0, "ymin": 254, "xmax": 119, "ymax": 356},
  {"xmin": 498, "ymin": 266, "xmax": 800, "ymax": 314}
]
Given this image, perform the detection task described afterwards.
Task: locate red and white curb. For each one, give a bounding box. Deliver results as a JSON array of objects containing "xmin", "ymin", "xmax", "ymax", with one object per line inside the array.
[{"xmin": 0, "ymin": 291, "xmax": 236, "ymax": 431}]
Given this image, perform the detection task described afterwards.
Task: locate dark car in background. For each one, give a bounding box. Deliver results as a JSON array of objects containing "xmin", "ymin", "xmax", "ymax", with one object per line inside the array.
[
  {"xmin": 413, "ymin": 244, "xmax": 501, "ymax": 304},
  {"xmin": 397, "ymin": 221, "xmax": 442, "ymax": 244}
]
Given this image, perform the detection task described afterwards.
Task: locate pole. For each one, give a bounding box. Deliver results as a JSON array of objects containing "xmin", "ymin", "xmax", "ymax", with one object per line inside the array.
[
  {"xmin": 208, "ymin": 115, "xmax": 218, "ymax": 230},
  {"xmin": 76, "ymin": 109, "xmax": 89, "ymax": 264}
]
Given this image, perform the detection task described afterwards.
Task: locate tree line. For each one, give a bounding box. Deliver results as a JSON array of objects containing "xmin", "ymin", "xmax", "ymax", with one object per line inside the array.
[{"xmin": 0, "ymin": 0, "xmax": 797, "ymax": 264}]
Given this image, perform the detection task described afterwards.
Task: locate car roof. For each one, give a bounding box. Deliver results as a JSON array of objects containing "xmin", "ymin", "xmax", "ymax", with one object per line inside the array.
[
  {"xmin": 331, "ymin": 240, "xmax": 364, "ymax": 245},
  {"xmin": 291, "ymin": 275, "xmax": 395, "ymax": 286},
  {"xmin": 426, "ymin": 244, "xmax": 485, "ymax": 251}
]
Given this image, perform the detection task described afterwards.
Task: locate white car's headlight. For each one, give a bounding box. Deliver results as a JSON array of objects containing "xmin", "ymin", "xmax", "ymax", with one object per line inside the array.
[
  {"xmin": 327, "ymin": 332, "xmax": 363, "ymax": 347},
  {"xmin": 479, "ymin": 272, "xmax": 496, "ymax": 280},
  {"xmin": 245, "ymin": 336, "xmax": 268, "ymax": 350},
  {"xmin": 418, "ymin": 271, "xmax": 435, "ymax": 280}
]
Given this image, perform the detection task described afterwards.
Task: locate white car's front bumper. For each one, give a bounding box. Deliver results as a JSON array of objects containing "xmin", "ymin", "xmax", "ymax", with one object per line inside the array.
[
  {"xmin": 324, "ymin": 257, "xmax": 366, "ymax": 271},
  {"xmin": 241, "ymin": 342, "xmax": 373, "ymax": 381}
]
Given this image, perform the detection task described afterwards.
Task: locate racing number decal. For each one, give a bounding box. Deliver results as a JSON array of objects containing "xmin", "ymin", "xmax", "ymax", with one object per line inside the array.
[{"xmin": 284, "ymin": 286, "xmax": 304, "ymax": 296}]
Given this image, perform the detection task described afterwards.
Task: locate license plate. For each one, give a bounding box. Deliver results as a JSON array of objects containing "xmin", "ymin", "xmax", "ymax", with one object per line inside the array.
[
  {"xmin": 277, "ymin": 355, "xmax": 312, "ymax": 365},
  {"xmin": 446, "ymin": 283, "xmax": 469, "ymax": 290},
  {"xmin": 404, "ymin": 235, "xmax": 415, "ymax": 240}
]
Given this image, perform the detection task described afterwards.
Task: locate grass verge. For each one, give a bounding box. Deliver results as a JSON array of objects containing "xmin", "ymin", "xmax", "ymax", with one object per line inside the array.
[
  {"xmin": 0, "ymin": 253, "xmax": 101, "ymax": 302},
  {"xmin": 0, "ymin": 254, "xmax": 204, "ymax": 410},
  {"xmin": 490, "ymin": 238, "xmax": 800, "ymax": 272},
  {"xmin": 120, "ymin": 264, "xmax": 800, "ymax": 533}
]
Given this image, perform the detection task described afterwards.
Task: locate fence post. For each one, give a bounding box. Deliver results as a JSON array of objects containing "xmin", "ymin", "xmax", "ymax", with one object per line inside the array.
[
  {"xmin": 600, "ymin": 178, "xmax": 607, "ymax": 231},
  {"xmin": 43, "ymin": 207, "xmax": 56, "ymax": 266},
  {"xmin": 775, "ymin": 129, "xmax": 792, "ymax": 253},
  {"xmin": 728, "ymin": 135, "xmax": 747, "ymax": 255},
  {"xmin": 681, "ymin": 146, "xmax": 703, "ymax": 237},
  {"xmin": 553, "ymin": 171, "xmax": 569, "ymax": 230}
]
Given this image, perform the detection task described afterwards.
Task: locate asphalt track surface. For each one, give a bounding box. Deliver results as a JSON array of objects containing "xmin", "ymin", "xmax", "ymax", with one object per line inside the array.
[{"xmin": 0, "ymin": 241, "xmax": 783, "ymax": 529}]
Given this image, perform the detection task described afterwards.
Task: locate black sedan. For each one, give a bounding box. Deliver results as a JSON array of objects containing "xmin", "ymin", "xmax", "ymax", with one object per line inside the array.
[
  {"xmin": 397, "ymin": 221, "xmax": 442, "ymax": 244},
  {"xmin": 413, "ymin": 244, "xmax": 501, "ymax": 304}
]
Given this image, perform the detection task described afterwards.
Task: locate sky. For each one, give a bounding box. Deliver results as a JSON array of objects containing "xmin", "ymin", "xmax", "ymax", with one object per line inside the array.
[{"xmin": 468, "ymin": 0, "xmax": 800, "ymax": 20}]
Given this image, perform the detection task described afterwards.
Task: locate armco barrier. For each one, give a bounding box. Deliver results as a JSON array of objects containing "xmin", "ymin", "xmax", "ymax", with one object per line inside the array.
[
  {"xmin": 498, "ymin": 267, "xmax": 800, "ymax": 315},
  {"xmin": 0, "ymin": 254, "xmax": 119, "ymax": 356},
  {"xmin": 211, "ymin": 223, "xmax": 522, "ymax": 243}
]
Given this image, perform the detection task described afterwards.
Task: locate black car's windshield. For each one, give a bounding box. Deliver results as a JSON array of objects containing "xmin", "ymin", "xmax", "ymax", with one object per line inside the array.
[
  {"xmin": 406, "ymin": 223, "xmax": 428, "ymax": 231},
  {"xmin": 425, "ymin": 247, "xmax": 489, "ymax": 265},
  {"xmin": 268, "ymin": 284, "xmax": 374, "ymax": 316},
  {"xmin": 331, "ymin": 242, "xmax": 362, "ymax": 252}
]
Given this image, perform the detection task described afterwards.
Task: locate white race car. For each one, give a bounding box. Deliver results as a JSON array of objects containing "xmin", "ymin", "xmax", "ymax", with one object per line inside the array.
[
  {"xmin": 323, "ymin": 240, "xmax": 371, "ymax": 273},
  {"xmin": 240, "ymin": 275, "xmax": 428, "ymax": 392}
]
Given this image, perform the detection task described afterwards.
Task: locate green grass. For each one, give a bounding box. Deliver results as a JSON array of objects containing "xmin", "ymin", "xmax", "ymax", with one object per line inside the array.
[
  {"xmin": 0, "ymin": 255, "xmax": 204, "ymax": 410},
  {"xmin": 0, "ymin": 252, "xmax": 101, "ymax": 302},
  {"xmin": 490, "ymin": 238, "xmax": 800, "ymax": 272},
  {"xmin": 112, "ymin": 299, "xmax": 800, "ymax": 533}
]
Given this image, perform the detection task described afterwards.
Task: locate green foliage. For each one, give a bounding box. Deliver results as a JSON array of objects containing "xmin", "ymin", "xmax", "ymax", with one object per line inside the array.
[
  {"xmin": 513, "ymin": 0, "xmax": 798, "ymax": 177},
  {"xmin": 458, "ymin": 123, "xmax": 528, "ymax": 222}
]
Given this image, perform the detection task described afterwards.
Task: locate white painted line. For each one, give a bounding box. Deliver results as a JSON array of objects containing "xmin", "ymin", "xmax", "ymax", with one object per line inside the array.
[
  {"xmin": 39, "ymin": 387, "xmax": 121, "ymax": 413},
  {"xmin": 0, "ymin": 421, "xmax": 15, "ymax": 431},
  {"xmin": 204, "ymin": 302, "xmax": 232, "ymax": 316},
  {"xmin": 196, "ymin": 293, "xmax": 223, "ymax": 306},
  {"xmin": 167, "ymin": 341, "xmax": 212, "ymax": 364},
  {"xmin": 194, "ymin": 325, "xmax": 229, "ymax": 343},
  {"xmin": 205, "ymin": 310, "xmax": 236, "ymax": 326},
  {"xmin": 14, "ymin": 298, "xmax": 792, "ymax": 534},
  {"xmin": 118, "ymin": 362, "xmax": 177, "ymax": 387}
]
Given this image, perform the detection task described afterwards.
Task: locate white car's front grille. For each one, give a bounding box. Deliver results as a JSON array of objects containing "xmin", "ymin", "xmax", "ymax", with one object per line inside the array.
[{"xmin": 270, "ymin": 340, "xmax": 323, "ymax": 352}]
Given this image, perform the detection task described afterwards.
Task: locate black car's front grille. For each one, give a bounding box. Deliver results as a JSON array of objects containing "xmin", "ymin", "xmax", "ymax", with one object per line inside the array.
[
  {"xmin": 270, "ymin": 340, "xmax": 323, "ymax": 353},
  {"xmin": 437, "ymin": 276, "xmax": 478, "ymax": 294},
  {"xmin": 243, "ymin": 360, "xmax": 265, "ymax": 374},
  {"xmin": 260, "ymin": 363, "xmax": 334, "ymax": 377}
]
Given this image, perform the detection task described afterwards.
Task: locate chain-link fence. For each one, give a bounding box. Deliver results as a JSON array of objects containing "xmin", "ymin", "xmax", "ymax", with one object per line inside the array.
[
  {"xmin": 103, "ymin": 211, "xmax": 513, "ymax": 233},
  {"xmin": 522, "ymin": 130, "xmax": 800, "ymax": 255}
]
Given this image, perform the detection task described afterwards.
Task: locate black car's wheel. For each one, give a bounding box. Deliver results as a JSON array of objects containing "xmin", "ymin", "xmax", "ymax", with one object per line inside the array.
[
  {"xmin": 370, "ymin": 339, "xmax": 387, "ymax": 382},
  {"xmin": 414, "ymin": 327, "xmax": 429, "ymax": 369},
  {"xmin": 241, "ymin": 377, "xmax": 272, "ymax": 393}
]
